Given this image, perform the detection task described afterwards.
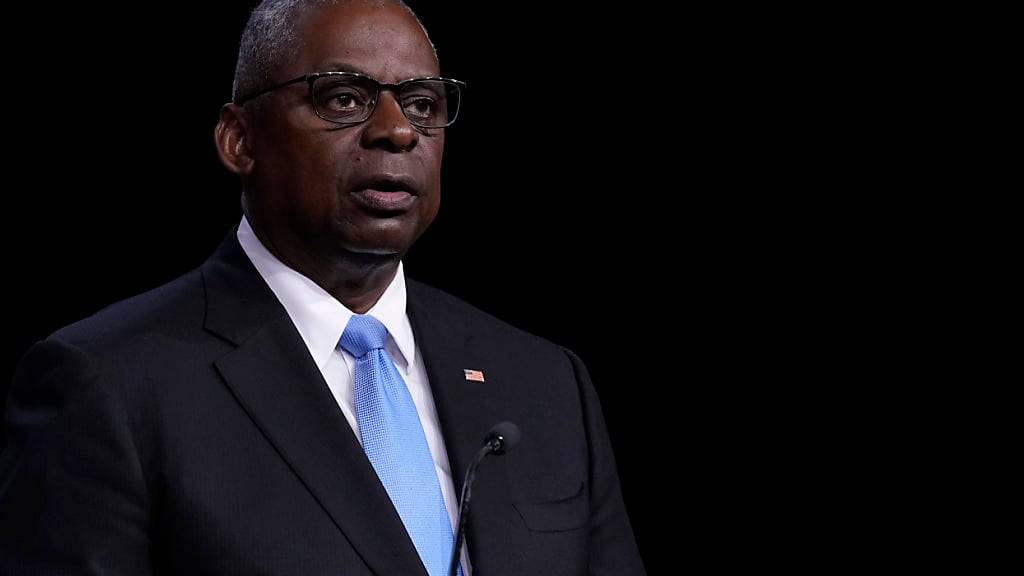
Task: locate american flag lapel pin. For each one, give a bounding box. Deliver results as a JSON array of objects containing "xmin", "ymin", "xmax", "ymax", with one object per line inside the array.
[{"xmin": 463, "ymin": 369, "xmax": 486, "ymax": 382}]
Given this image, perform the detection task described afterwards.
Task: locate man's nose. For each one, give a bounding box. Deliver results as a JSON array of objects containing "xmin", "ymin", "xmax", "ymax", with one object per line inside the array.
[{"xmin": 360, "ymin": 91, "xmax": 418, "ymax": 152}]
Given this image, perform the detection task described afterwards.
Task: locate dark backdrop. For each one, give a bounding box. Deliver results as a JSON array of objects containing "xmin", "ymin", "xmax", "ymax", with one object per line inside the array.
[
  {"xmin": 2, "ymin": 2, "xmax": 711, "ymax": 572},
  {"xmin": 4, "ymin": 3, "xmax": 929, "ymax": 571},
  {"xmin": 1, "ymin": 3, "xmax": 958, "ymax": 571}
]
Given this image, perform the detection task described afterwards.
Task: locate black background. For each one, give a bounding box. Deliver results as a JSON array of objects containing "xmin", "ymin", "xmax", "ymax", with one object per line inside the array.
[
  {"xmin": 2, "ymin": 2, "xmax": 972, "ymax": 571},
  {"xmin": 3, "ymin": 2, "xmax": 704, "ymax": 572},
  {"xmin": 5, "ymin": 1, "xmax": 885, "ymax": 572}
]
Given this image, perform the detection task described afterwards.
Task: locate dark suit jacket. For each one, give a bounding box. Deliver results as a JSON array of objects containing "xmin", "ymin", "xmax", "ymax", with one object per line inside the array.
[{"xmin": 0, "ymin": 230, "xmax": 645, "ymax": 575}]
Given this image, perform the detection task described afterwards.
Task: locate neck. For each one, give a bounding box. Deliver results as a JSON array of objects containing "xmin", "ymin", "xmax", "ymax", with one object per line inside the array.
[
  {"xmin": 246, "ymin": 216, "xmax": 400, "ymax": 315},
  {"xmin": 302, "ymin": 253, "xmax": 399, "ymax": 314}
]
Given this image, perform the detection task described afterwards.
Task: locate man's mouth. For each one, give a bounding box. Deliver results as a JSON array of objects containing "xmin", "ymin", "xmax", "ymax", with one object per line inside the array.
[{"xmin": 350, "ymin": 175, "xmax": 420, "ymax": 214}]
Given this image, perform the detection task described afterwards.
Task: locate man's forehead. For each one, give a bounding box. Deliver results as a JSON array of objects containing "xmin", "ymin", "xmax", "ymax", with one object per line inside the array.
[{"xmin": 293, "ymin": 2, "xmax": 439, "ymax": 80}]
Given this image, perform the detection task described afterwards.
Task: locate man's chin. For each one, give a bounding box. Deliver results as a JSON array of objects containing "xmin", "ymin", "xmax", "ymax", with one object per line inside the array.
[
  {"xmin": 332, "ymin": 242, "xmax": 404, "ymax": 268},
  {"xmin": 342, "ymin": 245, "xmax": 401, "ymax": 256}
]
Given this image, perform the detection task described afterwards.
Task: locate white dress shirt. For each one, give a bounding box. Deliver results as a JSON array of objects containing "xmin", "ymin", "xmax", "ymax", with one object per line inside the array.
[{"xmin": 237, "ymin": 216, "xmax": 469, "ymax": 573}]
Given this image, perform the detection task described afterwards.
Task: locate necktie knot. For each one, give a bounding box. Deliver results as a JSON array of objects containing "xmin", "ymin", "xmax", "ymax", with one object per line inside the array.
[{"xmin": 339, "ymin": 314, "xmax": 389, "ymax": 358}]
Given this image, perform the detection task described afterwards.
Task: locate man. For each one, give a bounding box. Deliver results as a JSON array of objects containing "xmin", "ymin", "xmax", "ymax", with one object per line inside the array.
[{"xmin": 0, "ymin": 1, "xmax": 645, "ymax": 574}]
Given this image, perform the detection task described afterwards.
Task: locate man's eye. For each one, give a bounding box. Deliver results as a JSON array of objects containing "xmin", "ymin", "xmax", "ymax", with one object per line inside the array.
[
  {"xmin": 319, "ymin": 89, "xmax": 366, "ymax": 112},
  {"xmin": 332, "ymin": 95, "xmax": 358, "ymax": 109},
  {"xmin": 403, "ymin": 96, "xmax": 437, "ymax": 119}
]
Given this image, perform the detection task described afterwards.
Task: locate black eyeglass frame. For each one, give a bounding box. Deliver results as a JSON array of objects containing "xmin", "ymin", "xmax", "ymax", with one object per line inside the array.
[{"xmin": 233, "ymin": 71, "xmax": 466, "ymax": 129}]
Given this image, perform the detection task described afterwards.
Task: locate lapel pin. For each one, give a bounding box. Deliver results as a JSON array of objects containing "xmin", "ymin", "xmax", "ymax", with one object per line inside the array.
[{"xmin": 463, "ymin": 369, "xmax": 486, "ymax": 383}]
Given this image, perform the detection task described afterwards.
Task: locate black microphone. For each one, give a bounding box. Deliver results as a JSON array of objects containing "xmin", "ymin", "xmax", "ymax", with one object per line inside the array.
[{"xmin": 448, "ymin": 421, "xmax": 521, "ymax": 576}]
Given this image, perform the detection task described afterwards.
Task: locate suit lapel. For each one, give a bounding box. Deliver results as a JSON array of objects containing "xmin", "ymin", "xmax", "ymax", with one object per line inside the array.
[
  {"xmin": 406, "ymin": 284, "xmax": 506, "ymax": 498},
  {"xmin": 201, "ymin": 231, "xmax": 427, "ymax": 576}
]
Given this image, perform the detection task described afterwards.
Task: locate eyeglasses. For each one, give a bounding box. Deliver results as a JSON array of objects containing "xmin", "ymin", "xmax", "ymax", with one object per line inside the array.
[{"xmin": 234, "ymin": 71, "xmax": 465, "ymax": 129}]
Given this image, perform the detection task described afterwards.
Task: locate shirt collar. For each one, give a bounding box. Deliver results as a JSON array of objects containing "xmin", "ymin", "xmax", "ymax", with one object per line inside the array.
[{"xmin": 236, "ymin": 216, "xmax": 416, "ymax": 373}]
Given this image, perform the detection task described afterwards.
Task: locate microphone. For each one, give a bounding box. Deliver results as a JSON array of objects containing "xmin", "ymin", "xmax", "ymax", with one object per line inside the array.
[{"xmin": 448, "ymin": 421, "xmax": 521, "ymax": 576}]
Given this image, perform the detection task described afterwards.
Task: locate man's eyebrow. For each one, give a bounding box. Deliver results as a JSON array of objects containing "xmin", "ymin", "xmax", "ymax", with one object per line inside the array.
[
  {"xmin": 319, "ymin": 62, "xmax": 372, "ymax": 75},
  {"xmin": 315, "ymin": 63, "xmax": 438, "ymax": 81}
]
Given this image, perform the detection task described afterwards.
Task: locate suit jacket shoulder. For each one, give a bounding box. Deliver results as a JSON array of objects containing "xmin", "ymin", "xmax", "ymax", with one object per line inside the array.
[
  {"xmin": 51, "ymin": 267, "xmax": 206, "ymax": 352},
  {"xmin": 407, "ymin": 278, "xmax": 567, "ymax": 356}
]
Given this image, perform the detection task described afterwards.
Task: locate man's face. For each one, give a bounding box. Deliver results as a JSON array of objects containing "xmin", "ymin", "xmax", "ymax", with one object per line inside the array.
[{"xmin": 246, "ymin": 1, "xmax": 443, "ymax": 260}]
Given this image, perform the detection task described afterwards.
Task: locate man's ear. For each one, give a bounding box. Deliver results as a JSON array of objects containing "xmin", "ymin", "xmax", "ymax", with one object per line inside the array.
[{"xmin": 214, "ymin": 103, "xmax": 254, "ymax": 176}]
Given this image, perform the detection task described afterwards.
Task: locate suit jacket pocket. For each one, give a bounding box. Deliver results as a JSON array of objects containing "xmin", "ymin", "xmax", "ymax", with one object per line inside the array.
[{"xmin": 513, "ymin": 481, "xmax": 588, "ymax": 532}]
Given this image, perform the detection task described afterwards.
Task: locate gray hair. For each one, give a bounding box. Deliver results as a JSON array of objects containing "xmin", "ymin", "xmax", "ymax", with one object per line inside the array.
[{"xmin": 232, "ymin": 0, "xmax": 436, "ymax": 103}]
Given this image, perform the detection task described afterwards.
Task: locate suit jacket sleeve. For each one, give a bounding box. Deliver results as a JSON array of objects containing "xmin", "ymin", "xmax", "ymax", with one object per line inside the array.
[
  {"xmin": 0, "ymin": 338, "xmax": 153, "ymax": 575},
  {"xmin": 565, "ymin": 349, "xmax": 646, "ymax": 576}
]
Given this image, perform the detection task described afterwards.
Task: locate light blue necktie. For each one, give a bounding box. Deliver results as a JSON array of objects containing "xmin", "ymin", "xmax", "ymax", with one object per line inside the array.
[{"xmin": 340, "ymin": 314, "xmax": 461, "ymax": 576}]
